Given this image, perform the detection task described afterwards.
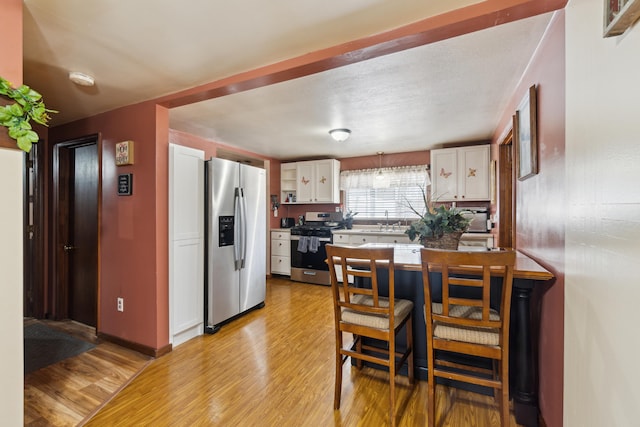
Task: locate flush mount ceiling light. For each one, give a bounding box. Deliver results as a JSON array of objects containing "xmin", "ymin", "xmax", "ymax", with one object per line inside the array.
[
  {"xmin": 68, "ymin": 71, "xmax": 95, "ymax": 87},
  {"xmin": 329, "ymin": 128, "xmax": 351, "ymax": 142}
]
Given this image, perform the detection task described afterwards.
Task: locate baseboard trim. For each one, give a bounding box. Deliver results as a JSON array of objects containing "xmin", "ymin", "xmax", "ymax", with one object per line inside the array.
[{"xmin": 98, "ymin": 332, "xmax": 172, "ymax": 358}]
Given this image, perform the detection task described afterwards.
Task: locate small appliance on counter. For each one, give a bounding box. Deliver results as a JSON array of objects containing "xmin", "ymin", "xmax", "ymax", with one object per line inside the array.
[
  {"xmin": 460, "ymin": 207, "xmax": 490, "ymax": 233},
  {"xmin": 280, "ymin": 217, "xmax": 295, "ymax": 228}
]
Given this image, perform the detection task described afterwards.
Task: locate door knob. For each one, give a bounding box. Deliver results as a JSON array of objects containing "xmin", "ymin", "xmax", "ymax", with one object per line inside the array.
[{"xmin": 63, "ymin": 245, "xmax": 76, "ymax": 252}]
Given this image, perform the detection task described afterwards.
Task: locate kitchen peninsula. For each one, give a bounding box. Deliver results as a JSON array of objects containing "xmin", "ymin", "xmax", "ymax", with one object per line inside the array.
[{"xmin": 349, "ymin": 243, "xmax": 553, "ymax": 427}]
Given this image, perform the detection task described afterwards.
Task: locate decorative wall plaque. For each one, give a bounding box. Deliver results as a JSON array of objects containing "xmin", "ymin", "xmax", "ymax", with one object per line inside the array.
[
  {"xmin": 116, "ymin": 140, "xmax": 134, "ymax": 166},
  {"xmin": 118, "ymin": 173, "xmax": 133, "ymax": 196}
]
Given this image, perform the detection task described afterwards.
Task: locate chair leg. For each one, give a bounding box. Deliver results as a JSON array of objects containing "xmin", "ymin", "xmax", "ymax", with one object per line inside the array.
[
  {"xmin": 334, "ymin": 333, "xmax": 343, "ymax": 410},
  {"xmin": 427, "ymin": 350, "xmax": 435, "ymax": 427},
  {"xmin": 389, "ymin": 339, "xmax": 396, "ymax": 427},
  {"xmin": 407, "ymin": 314, "xmax": 414, "ymax": 384},
  {"xmin": 500, "ymin": 360, "xmax": 510, "ymax": 426}
]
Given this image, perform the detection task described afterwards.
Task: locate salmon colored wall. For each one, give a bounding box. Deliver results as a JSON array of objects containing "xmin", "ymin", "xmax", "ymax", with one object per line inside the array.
[
  {"xmin": 0, "ymin": 0, "xmax": 22, "ymax": 84},
  {"xmin": 0, "ymin": 0, "xmax": 23, "ymax": 150},
  {"xmin": 50, "ymin": 101, "xmax": 165, "ymax": 350},
  {"xmin": 169, "ymin": 129, "xmax": 217, "ymax": 158},
  {"xmin": 491, "ymin": 12, "xmax": 565, "ymax": 427}
]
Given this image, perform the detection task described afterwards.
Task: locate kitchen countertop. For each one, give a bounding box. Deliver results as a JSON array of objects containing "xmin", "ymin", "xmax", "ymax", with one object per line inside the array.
[
  {"xmin": 333, "ymin": 227, "xmax": 493, "ymax": 239},
  {"xmin": 356, "ymin": 242, "xmax": 553, "ymax": 281}
]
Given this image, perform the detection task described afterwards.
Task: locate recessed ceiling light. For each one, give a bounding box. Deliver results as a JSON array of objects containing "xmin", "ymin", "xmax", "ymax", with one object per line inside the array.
[{"xmin": 68, "ymin": 71, "xmax": 95, "ymax": 87}]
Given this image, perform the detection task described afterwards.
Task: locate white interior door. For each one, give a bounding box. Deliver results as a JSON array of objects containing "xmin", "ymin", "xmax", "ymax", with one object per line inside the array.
[{"xmin": 169, "ymin": 144, "xmax": 204, "ymax": 347}]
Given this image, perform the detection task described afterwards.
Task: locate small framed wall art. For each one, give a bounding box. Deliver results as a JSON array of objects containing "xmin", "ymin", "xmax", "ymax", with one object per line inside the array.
[
  {"xmin": 515, "ymin": 85, "xmax": 538, "ymax": 181},
  {"xmin": 115, "ymin": 140, "xmax": 134, "ymax": 166}
]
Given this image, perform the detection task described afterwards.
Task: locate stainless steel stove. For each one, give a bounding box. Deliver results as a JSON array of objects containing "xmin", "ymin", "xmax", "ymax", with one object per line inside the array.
[{"xmin": 290, "ymin": 212, "xmax": 344, "ymax": 285}]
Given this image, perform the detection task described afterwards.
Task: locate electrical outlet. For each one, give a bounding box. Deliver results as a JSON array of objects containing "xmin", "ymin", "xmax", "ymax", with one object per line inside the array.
[{"xmin": 117, "ymin": 297, "xmax": 124, "ymax": 312}]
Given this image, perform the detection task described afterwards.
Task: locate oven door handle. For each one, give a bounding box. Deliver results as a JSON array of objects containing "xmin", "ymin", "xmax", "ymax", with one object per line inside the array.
[{"xmin": 290, "ymin": 235, "xmax": 331, "ymax": 242}]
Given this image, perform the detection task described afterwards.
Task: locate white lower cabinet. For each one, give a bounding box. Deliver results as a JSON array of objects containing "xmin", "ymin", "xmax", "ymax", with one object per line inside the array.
[
  {"xmin": 332, "ymin": 232, "xmax": 350, "ymax": 245},
  {"xmin": 271, "ymin": 229, "xmax": 291, "ymax": 275},
  {"xmin": 377, "ymin": 234, "xmax": 412, "ymax": 244},
  {"xmin": 349, "ymin": 234, "xmax": 377, "ymax": 245},
  {"xmin": 332, "ymin": 230, "xmax": 412, "ymax": 246}
]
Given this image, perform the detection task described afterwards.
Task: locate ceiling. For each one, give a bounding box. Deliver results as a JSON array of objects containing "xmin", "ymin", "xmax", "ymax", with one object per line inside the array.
[{"xmin": 22, "ymin": 1, "xmax": 555, "ymax": 161}]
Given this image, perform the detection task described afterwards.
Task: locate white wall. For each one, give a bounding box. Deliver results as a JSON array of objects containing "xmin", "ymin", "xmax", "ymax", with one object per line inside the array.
[
  {"xmin": 0, "ymin": 148, "xmax": 24, "ymax": 425},
  {"xmin": 565, "ymin": 1, "xmax": 640, "ymax": 425}
]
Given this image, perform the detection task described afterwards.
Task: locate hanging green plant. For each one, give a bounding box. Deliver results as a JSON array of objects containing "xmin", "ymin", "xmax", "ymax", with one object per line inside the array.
[{"xmin": 0, "ymin": 76, "xmax": 56, "ymax": 152}]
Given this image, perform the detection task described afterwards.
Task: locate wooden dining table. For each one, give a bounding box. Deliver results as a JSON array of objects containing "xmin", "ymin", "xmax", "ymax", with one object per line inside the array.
[{"xmin": 351, "ymin": 243, "xmax": 554, "ymax": 427}]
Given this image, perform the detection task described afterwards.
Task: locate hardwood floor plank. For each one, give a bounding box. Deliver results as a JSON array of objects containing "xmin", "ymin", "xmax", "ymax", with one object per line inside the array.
[
  {"xmin": 84, "ymin": 278, "xmax": 521, "ymax": 426},
  {"xmin": 26, "ymin": 279, "xmax": 520, "ymax": 426},
  {"xmin": 24, "ymin": 321, "xmax": 151, "ymax": 427}
]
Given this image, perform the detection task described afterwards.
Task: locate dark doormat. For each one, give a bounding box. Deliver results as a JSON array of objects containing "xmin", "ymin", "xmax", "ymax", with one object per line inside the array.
[{"xmin": 24, "ymin": 323, "xmax": 96, "ymax": 374}]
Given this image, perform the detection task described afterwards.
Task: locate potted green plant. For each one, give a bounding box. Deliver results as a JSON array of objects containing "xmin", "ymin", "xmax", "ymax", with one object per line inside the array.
[
  {"xmin": 342, "ymin": 210, "xmax": 358, "ymax": 229},
  {"xmin": 0, "ymin": 76, "xmax": 56, "ymax": 152},
  {"xmin": 404, "ymin": 187, "xmax": 470, "ymax": 249}
]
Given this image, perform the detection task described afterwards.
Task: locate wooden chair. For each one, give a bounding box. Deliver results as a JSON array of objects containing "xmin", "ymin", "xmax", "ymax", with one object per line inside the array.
[
  {"xmin": 325, "ymin": 244, "xmax": 414, "ymax": 426},
  {"xmin": 420, "ymin": 248, "xmax": 516, "ymax": 426}
]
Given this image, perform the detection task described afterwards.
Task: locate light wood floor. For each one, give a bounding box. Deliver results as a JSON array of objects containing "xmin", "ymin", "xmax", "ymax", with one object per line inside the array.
[
  {"xmin": 81, "ymin": 277, "xmax": 518, "ymax": 427},
  {"xmin": 23, "ymin": 319, "xmax": 152, "ymax": 426}
]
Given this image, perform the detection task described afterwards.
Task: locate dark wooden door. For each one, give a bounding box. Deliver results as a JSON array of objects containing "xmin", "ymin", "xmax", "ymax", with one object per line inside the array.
[
  {"xmin": 24, "ymin": 142, "xmax": 45, "ymax": 318},
  {"xmin": 68, "ymin": 143, "xmax": 98, "ymax": 326},
  {"xmin": 54, "ymin": 137, "xmax": 99, "ymax": 327}
]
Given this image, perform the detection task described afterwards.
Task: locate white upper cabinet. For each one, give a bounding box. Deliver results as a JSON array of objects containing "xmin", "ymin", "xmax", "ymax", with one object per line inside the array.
[
  {"xmin": 290, "ymin": 159, "xmax": 340, "ymax": 204},
  {"xmin": 431, "ymin": 145, "xmax": 490, "ymax": 202}
]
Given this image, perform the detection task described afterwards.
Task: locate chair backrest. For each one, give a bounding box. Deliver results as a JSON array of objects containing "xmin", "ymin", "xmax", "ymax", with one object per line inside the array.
[
  {"xmin": 326, "ymin": 244, "xmax": 395, "ymax": 319},
  {"xmin": 420, "ymin": 248, "xmax": 516, "ymax": 344}
]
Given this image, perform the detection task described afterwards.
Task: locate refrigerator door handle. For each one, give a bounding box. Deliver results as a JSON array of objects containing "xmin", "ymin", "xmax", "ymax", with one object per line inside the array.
[
  {"xmin": 234, "ymin": 187, "xmax": 242, "ymax": 270},
  {"xmin": 240, "ymin": 187, "xmax": 247, "ymax": 269}
]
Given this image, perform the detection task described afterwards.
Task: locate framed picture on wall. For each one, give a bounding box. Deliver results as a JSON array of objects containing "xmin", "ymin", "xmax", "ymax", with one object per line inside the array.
[
  {"xmin": 604, "ymin": 0, "xmax": 640, "ymax": 37},
  {"xmin": 515, "ymin": 85, "xmax": 538, "ymax": 181}
]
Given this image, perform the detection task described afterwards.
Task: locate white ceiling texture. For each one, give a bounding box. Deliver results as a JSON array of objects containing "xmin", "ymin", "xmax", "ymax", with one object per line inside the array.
[{"xmin": 22, "ymin": 0, "xmax": 554, "ymax": 161}]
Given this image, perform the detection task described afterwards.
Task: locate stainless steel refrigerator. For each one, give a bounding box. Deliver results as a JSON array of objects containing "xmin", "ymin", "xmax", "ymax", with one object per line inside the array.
[{"xmin": 205, "ymin": 158, "xmax": 266, "ymax": 333}]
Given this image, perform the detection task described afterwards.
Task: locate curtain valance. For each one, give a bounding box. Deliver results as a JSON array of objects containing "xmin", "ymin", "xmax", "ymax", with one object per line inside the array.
[{"xmin": 339, "ymin": 165, "xmax": 431, "ymax": 189}]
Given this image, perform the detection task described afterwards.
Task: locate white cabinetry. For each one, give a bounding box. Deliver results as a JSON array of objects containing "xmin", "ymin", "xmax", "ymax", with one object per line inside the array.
[
  {"xmin": 332, "ymin": 232, "xmax": 350, "ymax": 245},
  {"xmin": 349, "ymin": 234, "xmax": 378, "ymax": 245},
  {"xmin": 169, "ymin": 144, "xmax": 205, "ymax": 347},
  {"xmin": 377, "ymin": 234, "xmax": 412, "ymax": 244},
  {"xmin": 282, "ymin": 159, "xmax": 340, "ymax": 204},
  {"xmin": 332, "ymin": 230, "xmax": 412, "ymax": 246},
  {"xmin": 296, "ymin": 159, "xmax": 340, "ymax": 203},
  {"xmin": 431, "ymin": 145, "xmax": 490, "ymax": 202},
  {"xmin": 271, "ymin": 229, "xmax": 291, "ymax": 275}
]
